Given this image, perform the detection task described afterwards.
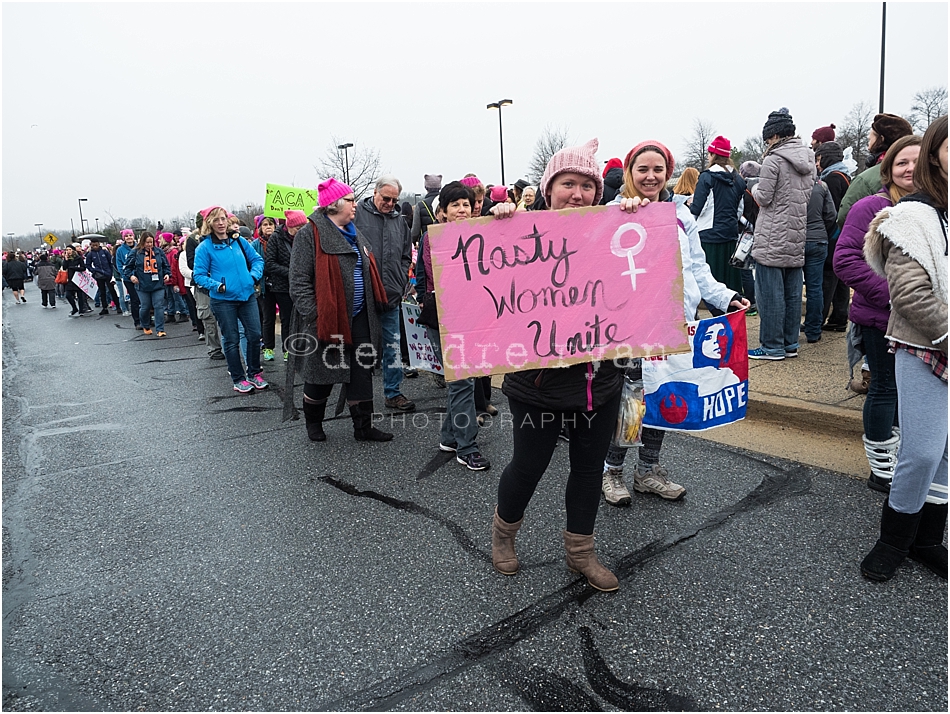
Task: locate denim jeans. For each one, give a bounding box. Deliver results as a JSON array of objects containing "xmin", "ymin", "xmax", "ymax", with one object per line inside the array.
[
  {"xmin": 802, "ymin": 242, "xmax": 827, "ymax": 341},
  {"xmin": 380, "ymin": 307, "xmax": 405, "ymax": 399},
  {"xmin": 136, "ymin": 287, "xmax": 166, "ymax": 331},
  {"xmin": 123, "ymin": 280, "xmax": 140, "ymax": 322},
  {"xmin": 755, "ymin": 263, "xmax": 803, "ymax": 356},
  {"xmin": 862, "ymin": 325, "xmax": 899, "ymax": 442},
  {"xmin": 113, "ymin": 277, "xmax": 127, "ymax": 311},
  {"xmin": 211, "ymin": 296, "xmax": 262, "ymax": 383},
  {"xmin": 427, "ymin": 325, "xmax": 479, "ymax": 456}
]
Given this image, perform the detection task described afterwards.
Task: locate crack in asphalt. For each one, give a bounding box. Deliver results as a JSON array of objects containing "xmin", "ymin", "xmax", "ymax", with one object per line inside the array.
[{"xmin": 316, "ymin": 465, "xmax": 811, "ymax": 711}]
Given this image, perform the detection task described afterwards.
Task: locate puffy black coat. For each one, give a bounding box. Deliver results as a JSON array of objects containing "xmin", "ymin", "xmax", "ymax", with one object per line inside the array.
[
  {"xmin": 600, "ymin": 167, "xmax": 624, "ymax": 205},
  {"xmin": 264, "ymin": 227, "xmax": 294, "ymax": 293}
]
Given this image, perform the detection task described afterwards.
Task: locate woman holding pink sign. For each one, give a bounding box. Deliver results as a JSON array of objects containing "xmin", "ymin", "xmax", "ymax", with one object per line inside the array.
[{"xmin": 490, "ymin": 139, "xmax": 625, "ymax": 592}]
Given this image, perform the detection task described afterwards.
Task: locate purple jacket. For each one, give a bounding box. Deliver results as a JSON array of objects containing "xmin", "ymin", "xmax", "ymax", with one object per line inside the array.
[{"xmin": 833, "ymin": 190, "xmax": 892, "ymax": 331}]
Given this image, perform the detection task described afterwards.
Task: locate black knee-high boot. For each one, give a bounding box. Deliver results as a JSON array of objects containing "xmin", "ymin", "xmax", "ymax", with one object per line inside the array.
[
  {"xmin": 303, "ymin": 399, "xmax": 327, "ymax": 442},
  {"xmin": 349, "ymin": 402, "xmax": 393, "ymax": 442}
]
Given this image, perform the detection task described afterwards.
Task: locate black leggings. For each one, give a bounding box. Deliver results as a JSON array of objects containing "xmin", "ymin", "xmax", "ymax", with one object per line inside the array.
[
  {"xmin": 303, "ymin": 308, "xmax": 374, "ymax": 404},
  {"xmin": 497, "ymin": 391, "xmax": 621, "ymax": 535},
  {"xmin": 262, "ymin": 291, "xmax": 295, "ymax": 351}
]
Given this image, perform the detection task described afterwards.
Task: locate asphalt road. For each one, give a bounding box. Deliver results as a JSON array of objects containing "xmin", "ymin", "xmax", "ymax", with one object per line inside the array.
[{"xmin": 2, "ymin": 284, "xmax": 947, "ymax": 712}]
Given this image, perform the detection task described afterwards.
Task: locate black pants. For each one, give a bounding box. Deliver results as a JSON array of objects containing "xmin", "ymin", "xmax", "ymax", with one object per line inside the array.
[
  {"xmin": 474, "ymin": 377, "xmax": 493, "ymax": 412},
  {"xmin": 95, "ymin": 277, "xmax": 121, "ymax": 312},
  {"xmin": 182, "ymin": 287, "xmax": 202, "ymax": 333},
  {"xmin": 123, "ymin": 280, "xmax": 141, "ymax": 324},
  {"xmin": 41, "ymin": 289, "xmax": 56, "ymax": 307},
  {"xmin": 262, "ymin": 291, "xmax": 295, "ymax": 351},
  {"xmin": 497, "ymin": 391, "xmax": 621, "ymax": 535},
  {"xmin": 303, "ymin": 308, "xmax": 374, "ymax": 404},
  {"xmin": 65, "ymin": 288, "xmax": 89, "ymax": 313},
  {"xmin": 822, "ymin": 240, "xmax": 850, "ymax": 326}
]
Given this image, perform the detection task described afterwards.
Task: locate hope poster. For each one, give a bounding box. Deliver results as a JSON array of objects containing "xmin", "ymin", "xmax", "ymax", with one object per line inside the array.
[
  {"xmin": 642, "ymin": 309, "xmax": 749, "ymax": 431},
  {"xmin": 426, "ymin": 203, "xmax": 690, "ymax": 381}
]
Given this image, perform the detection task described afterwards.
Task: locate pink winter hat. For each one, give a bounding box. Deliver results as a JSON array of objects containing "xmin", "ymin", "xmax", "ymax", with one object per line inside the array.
[
  {"xmin": 318, "ymin": 177, "xmax": 354, "ymax": 207},
  {"xmin": 489, "ymin": 185, "xmax": 509, "ymax": 203},
  {"xmin": 539, "ymin": 138, "xmax": 604, "ymax": 205},
  {"xmin": 460, "ymin": 175, "xmax": 481, "ymax": 188},
  {"xmin": 707, "ymin": 135, "xmax": 732, "ymax": 157},
  {"xmin": 284, "ymin": 210, "xmax": 307, "ymax": 228},
  {"xmin": 120, "ymin": 229, "xmax": 134, "ymax": 237},
  {"xmin": 624, "ymin": 140, "xmax": 676, "ymax": 182},
  {"xmin": 200, "ymin": 206, "xmax": 225, "ymax": 220}
]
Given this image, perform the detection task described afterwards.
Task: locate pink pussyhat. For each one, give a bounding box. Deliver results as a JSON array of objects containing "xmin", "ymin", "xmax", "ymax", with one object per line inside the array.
[
  {"xmin": 318, "ymin": 177, "xmax": 354, "ymax": 207},
  {"xmin": 489, "ymin": 185, "xmax": 508, "ymax": 202},
  {"xmin": 120, "ymin": 228, "xmax": 134, "ymax": 238},
  {"xmin": 284, "ymin": 210, "xmax": 308, "ymax": 228}
]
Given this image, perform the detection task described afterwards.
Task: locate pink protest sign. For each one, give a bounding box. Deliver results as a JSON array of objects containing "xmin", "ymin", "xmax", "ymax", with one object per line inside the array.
[{"xmin": 426, "ymin": 202, "xmax": 690, "ymax": 381}]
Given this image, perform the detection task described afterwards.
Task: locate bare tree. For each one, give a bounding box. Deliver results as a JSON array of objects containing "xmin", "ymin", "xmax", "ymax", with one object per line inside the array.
[
  {"xmin": 682, "ymin": 119, "xmax": 717, "ymax": 171},
  {"xmin": 907, "ymin": 85, "xmax": 948, "ymax": 132},
  {"xmin": 731, "ymin": 135, "xmax": 766, "ymax": 167},
  {"xmin": 315, "ymin": 137, "xmax": 382, "ymax": 200},
  {"xmin": 526, "ymin": 124, "xmax": 571, "ymax": 185},
  {"xmin": 837, "ymin": 101, "xmax": 875, "ymax": 172}
]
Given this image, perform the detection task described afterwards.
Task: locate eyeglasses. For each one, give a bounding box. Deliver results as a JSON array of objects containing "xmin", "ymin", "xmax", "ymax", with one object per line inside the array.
[
  {"xmin": 342, "ymin": 197, "xmax": 357, "ymax": 204},
  {"xmin": 378, "ymin": 195, "xmax": 399, "ymax": 205}
]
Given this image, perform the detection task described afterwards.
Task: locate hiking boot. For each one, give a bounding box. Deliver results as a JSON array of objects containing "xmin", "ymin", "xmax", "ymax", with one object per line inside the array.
[
  {"xmin": 385, "ymin": 394, "xmax": 416, "ymax": 412},
  {"xmin": 457, "ymin": 451, "xmax": 491, "ymax": 471},
  {"xmin": 262, "ymin": 348, "xmax": 275, "ymax": 361},
  {"xmin": 404, "ymin": 368, "xmax": 419, "ymax": 378},
  {"xmin": 602, "ymin": 466, "xmax": 632, "ymax": 507},
  {"xmin": 233, "ymin": 380, "xmax": 254, "ymax": 394},
  {"xmin": 249, "ymin": 373, "xmax": 268, "ymax": 390},
  {"xmin": 633, "ymin": 464, "xmax": 686, "ymax": 500}
]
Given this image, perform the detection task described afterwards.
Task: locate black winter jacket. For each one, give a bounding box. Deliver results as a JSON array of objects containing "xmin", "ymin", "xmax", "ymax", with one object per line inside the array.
[
  {"xmin": 600, "ymin": 167, "xmax": 624, "ymax": 205},
  {"xmin": 690, "ymin": 166, "xmax": 747, "ymax": 243},
  {"xmin": 354, "ymin": 197, "xmax": 412, "ymax": 309},
  {"xmin": 264, "ymin": 227, "xmax": 294, "ymax": 293}
]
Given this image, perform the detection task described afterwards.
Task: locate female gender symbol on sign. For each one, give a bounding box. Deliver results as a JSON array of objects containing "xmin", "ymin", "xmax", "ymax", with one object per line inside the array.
[{"xmin": 610, "ymin": 222, "xmax": 648, "ymax": 291}]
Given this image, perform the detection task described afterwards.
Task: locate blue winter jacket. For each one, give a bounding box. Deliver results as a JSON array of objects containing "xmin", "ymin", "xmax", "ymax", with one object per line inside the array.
[
  {"xmin": 122, "ymin": 247, "xmax": 171, "ymax": 292},
  {"xmin": 690, "ymin": 165, "xmax": 747, "ymax": 244},
  {"xmin": 85, "ymin": 248, "xmax": 113, "ymax": 280},
  {"xmin": 116, "ymin": 244, "xmax": 135, "ymax": 280},
  {"xmin": 192, "ymin": 235, "xmax": 264, "ymax": 302}
]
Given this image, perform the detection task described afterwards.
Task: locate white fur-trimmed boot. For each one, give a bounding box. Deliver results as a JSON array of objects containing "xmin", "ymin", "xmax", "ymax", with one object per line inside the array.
[{"xmin": 863, "ymin": 432, "xmax": 900, "ymax": 494}]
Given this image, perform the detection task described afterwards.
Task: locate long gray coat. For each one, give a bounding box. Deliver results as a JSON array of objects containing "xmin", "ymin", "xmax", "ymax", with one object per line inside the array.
[
  {"xmin": 752, "ymin": 137, "xmax": 816, "ymax": 268},
  {"xmin": 286, "ymin": 211, "xmax": 383, "ymax": 389}
]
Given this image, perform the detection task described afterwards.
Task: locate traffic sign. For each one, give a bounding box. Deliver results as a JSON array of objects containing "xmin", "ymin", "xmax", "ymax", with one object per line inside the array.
[{"xmin": 43, "ymin": 232, "xmax": 58, "ymax": 246}]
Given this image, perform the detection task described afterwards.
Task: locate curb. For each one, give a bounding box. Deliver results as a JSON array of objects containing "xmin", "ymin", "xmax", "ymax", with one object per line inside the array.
[{"xmin": 746, "ymin": 391, "xmax": 864, "ymax": 436}]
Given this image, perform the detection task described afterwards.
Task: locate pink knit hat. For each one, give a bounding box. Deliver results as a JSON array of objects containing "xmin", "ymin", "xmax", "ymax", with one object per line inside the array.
[
  {"xmin": 624, "ymin": 140, "xmax": 675, "ymax": 181},
  {"xmin": 200, "ymin": 206, "xmax": 225, "ymax": 220},
  {"xmin": 489, "ymin": 185, "xmax": 509, "ymax": 203},
  {"xmin": 539, "ymin": 138, "xmax": 604, "ymax": 205},
  {"xmin": 460, "ymin": 175, "xmax": 482, "ymax": 188},
  {"xmin": 120, "ymin": 229, "xmax": 134, "ymax": 237},
  {"xmin": 707, "ymin": 135, "xmax": 731, "ymax": 157},
  {"xmin": 318, "ymin": 177, "xmax": 354, "ymax": 207},
  {"xmin": 284, "ymin": 210, "xmax": 307, "ymax": 228}
]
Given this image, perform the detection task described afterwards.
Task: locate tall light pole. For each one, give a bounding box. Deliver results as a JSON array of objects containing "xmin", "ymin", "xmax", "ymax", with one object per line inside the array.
[
  {"xmin": 95, "ymin": 218, "xmax": 100, "ymax": 233},
  {"xmin": 35, "ymin": 223, "xmax": 43, "ymax": 243},
  {"xmin": 878, "ymin": 2, "xmax": 886, "ymax": 113},
  {"xmin": 78, "ymin": 198, "xmax": 88, "ymax": 237},
  {"xmin": 337, "ymin": 143, "xmax": 353, "ymax": 185},
  {"xmin": 6, "ymin": 233, "xmax": 14, "ymax": 252},
  {"xmin": 487, "ymin": 99, "xmax": 513, "ymax": 185}
]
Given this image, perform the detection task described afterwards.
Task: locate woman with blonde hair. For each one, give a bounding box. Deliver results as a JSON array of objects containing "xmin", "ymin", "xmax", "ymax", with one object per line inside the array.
[{"xmin": 672, "ymin": 167, "xmax": 699, "ymax": 207}]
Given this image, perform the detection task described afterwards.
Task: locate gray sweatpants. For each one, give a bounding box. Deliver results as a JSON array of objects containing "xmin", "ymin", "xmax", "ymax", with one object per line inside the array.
[{"xmin": 889, "ymin": 348, "xmax": 948, "ymax": 513}]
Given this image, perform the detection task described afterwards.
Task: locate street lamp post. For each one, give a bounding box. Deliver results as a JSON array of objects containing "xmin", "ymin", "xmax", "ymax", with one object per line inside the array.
[
  {"xmin": 487, "ymin": 99, "xmax": 513, "ymax": 185},
  {"xmin": 78, "ymin": 198, "xmax": 88, "ymax": 237},
  {"xmin": 6, "ymin": 233, "xmax": 14, "ymax": 252},
  {"xmin": 35, "ymin": 223, "xmax": 43, "ymax": 243},
  {"xmin": 337, "ymin": 142, "xmax": 353, "ymax": 185},
  {"xmin": 879, "ymin": 2, "xmax": 886, "ymax": 113},
  {"xmin": 95, "ymin": 218, "xmax": 100, "ymax": 233}
]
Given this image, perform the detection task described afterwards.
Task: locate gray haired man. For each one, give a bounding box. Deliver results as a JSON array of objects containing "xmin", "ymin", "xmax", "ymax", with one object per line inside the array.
[{"xmin": 354, "ymin": 175, "xmax": 415, "ymax": 411}]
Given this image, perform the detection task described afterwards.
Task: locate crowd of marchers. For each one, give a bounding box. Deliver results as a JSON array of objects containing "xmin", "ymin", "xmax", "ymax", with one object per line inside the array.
[{"xmin": 4, "ymin": 108, "xmax": 947, "ymax": 592}]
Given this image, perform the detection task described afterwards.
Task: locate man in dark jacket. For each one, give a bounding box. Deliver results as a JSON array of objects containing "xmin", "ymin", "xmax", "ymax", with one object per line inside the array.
[
  {"xmin": 85, "ymin": 238, "xmax": 122, "ymax": 315},
  {"xmin": 600, "ymin": 158, "xmax": 624, "ymax": 205},
  {"xmin": 354, "ymin": 175, "xmax": 415, "ymax": 412},
  {"xmin": 410, "ymin": 174, "xmax": 441, "ymax": 245},
  {"xmin": 814, "ymin": 141, "xmax": 853, "ymax": 331}
]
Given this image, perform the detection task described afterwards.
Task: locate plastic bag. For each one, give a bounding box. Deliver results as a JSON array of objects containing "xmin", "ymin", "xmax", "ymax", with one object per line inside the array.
[{"xmin": 612, "ymin": 376, "xmax": 645, "ymax": 448}]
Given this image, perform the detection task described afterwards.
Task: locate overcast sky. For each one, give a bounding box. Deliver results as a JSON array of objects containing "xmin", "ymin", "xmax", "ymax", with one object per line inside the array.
[{"xmin": 2, "ymin": 1, "xmax": 947, "ymax": 238}]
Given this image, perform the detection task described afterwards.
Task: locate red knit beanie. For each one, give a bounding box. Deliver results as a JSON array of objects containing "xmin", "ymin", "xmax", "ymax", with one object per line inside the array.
[
  {"xmin": 602, "ymin": 157, "xmax": 624, "ymax": 177},
  {"xmin": 707, "ymin": 136, "xmax": 732, "ymax": 157},
  {"xmin": 811, "ymin": 124, "xmax": 836, "ymax": 143}
]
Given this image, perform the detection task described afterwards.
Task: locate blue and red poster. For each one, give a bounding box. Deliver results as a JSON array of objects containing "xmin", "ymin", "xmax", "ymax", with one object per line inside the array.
[{"xmin": 642, "ymin": 310, "xmax": 749, "ymax": 431}]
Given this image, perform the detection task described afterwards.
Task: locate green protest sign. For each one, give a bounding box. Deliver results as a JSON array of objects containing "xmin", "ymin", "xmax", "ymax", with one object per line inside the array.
[{"xmin": 264, "ymin": 183, "xmax": 318, "ymax": 219}]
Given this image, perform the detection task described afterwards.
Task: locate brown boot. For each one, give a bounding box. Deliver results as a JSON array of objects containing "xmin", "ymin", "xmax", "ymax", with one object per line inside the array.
[
  {"xmin": 492, "ymin": 508, "xmax": 523, "ymax": 575},
  {"xmin": 563, "ymin": 530, "xmax": 619, "ymax": 592}
]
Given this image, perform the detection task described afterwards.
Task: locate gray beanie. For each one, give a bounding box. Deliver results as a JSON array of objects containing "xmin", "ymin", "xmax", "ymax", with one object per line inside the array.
[
  {"xmin": 739, "ymin": 161, "xmax": 761, "ymax": 179},
  {"xmin": 424, "ymin": 174, "xmax": 442, "ymax": 192},
  {"xmin": 814, "ymin": 141, "xmax": 844, "ymax": 167},
  {"xmin": 762, "ymin": 107, "xmax": 796, "ymax": 141}
]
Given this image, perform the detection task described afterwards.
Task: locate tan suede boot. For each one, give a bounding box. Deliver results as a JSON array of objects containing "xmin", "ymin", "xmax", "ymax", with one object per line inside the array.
[
  {"xmin": 563, "ymin": 530, "xmax": 619, "ymax": 592},
  {"xmin": 492, "ymin": 508, "xmax": 523, "ymax": 575}
]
